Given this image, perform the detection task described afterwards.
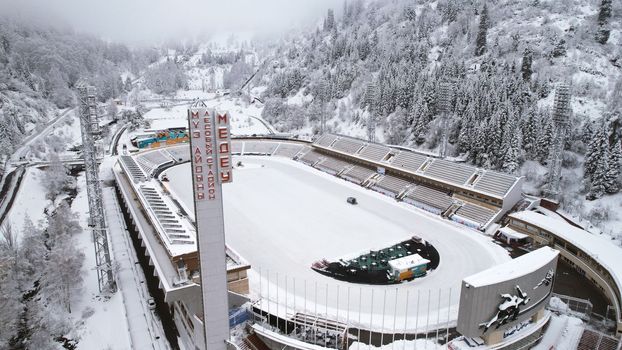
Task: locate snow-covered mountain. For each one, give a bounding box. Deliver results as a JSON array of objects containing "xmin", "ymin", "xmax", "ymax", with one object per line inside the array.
[
  {"xmin": 253, "ymin": 0, "xmax": 621, "ymax": 209},
  {"xmin": 0, "ymin": 17, "xmax": 157, "ymax": 172}
]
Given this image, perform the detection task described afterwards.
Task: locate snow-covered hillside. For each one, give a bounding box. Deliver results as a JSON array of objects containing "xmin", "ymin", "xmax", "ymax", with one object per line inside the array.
[{"xmin": 249, "ymin": 0, "xmax": 621, "ymax": 234}]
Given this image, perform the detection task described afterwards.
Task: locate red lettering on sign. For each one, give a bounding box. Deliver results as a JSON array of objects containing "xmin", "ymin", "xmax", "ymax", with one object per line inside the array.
[
  {"xmin": 197, "ymin": 192, "xmax": 204, "ymax": 200},
  {"xmin": 195, "ymin": 165, "xmax": 203, "ymax": 173},
  {"xmin": 217, "ymin": 113, "xmax": 228, "ymax": 124},
  {"xmin": 218, "ymin": 127, "xmax": 228, "ymax": 139},
  {"xmin": 197, "ymin": 183, "xmax": 204, "ymax": 190},
  {"xmin": 221, "ymin": 171, "xmax": 231, "ymax": 182},
  {"xmin": 220, "ymin": 156, "xmax": 230, "ymax": 168},
  {"xmin": 219, "ymin": 142, "xmax": 229, "ymax": 154},
  {"xmin": 192, "ymin": 131, "xmax": 200, "ymax": 138},
  {"xmin": 196, "ymin": 174, "xmax": 203, "ymax": 182},
  {"xmin": 191, "ymin": 111, "xmax": 199, "ymax": 119}
]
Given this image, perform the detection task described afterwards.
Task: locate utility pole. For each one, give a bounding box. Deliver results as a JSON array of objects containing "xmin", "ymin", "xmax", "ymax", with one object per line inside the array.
[
  {"xmin": 76, "ymin": 83, "xmax": 116, "ymax": 293},
  {"xmin": 545, "ymin": 83, "xmax": 572, "ymax": 200}
]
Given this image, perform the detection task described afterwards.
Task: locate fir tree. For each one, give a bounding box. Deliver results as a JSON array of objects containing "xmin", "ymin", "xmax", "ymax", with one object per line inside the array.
[
  {"xmin": 521, "ymin": 48, "xmax": 533, "ymax": 81},
  {"xmin": 502, "ymin": 127, "xmax": 522, "ymax": 174},
  {"xmin": 605, "ymin": 141, "xmax": 621, "ymax": 194},
  {"xmin": 475, "ymin": 4, "xmax": 489, "ymax": 56},
  {"xmin": 324, "ymin": 9, "xmax": 336, "ymax": 32},
  {"xmin": 536, "ymin": 117, "xmax": 553, "ymax": 163},
  {"xmin": 522, "ymin": 108, "xmax": 538, "ymax": 159},
  {"xmin": 595, "ymin": 0, "xmax": 612, "ymax": 44},
  {"xmin": 584, "ymin": 124, "xmax": 608, "ymax": 181},
  {"xmin": 124, "ymin": 76, "xmax": 132, "ymax": 91},
  {"xmin": 588, "ymin": 153, "xmax": 608, "ymax": 200}
]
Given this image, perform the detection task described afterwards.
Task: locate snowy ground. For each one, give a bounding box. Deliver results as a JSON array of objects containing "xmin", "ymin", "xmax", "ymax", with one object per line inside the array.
[
  {"xmin": 141, "ymin": 92, "xmax": 272, "ymax": 136},
  {"xmin": 5, "ymin": 168, "xmax": 49, "ymax": 233},
  {"xmin": 163, "ymin": 156, "xmax": 510, "ymax": 332},
  {"xmin": 66, "ymin": 173, "xmax": 132, "ymax": 349}
]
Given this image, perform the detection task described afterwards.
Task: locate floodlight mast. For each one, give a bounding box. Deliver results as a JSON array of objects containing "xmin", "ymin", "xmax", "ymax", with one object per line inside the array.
[
  {"xmin": 545, "ymin": 84, "xmax": 571, "ymax": 200},
  {"xmin": 76, "ymin": 82, "xmax": 116, "ymax": 293}
]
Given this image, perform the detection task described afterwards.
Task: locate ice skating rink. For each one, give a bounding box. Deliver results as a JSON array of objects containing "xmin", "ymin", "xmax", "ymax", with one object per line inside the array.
[{"xmin": 164, "ymin": 156, "xmax": 510, "ymax": 331}]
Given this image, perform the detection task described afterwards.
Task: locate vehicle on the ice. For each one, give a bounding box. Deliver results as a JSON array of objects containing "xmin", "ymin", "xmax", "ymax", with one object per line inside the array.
[
  {"xmin": 147, "ymin": 298, "xmax": 156, "ymax": 310},
  {"xmin": 347, "ymin": 197, "xmax": 357, "ymax": 205}
]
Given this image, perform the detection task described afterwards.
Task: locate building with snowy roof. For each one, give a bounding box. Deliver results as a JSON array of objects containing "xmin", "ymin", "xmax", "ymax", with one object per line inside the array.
[{"xmin": 507, "ymin": 209, "xmax": 622, "ymax": 337}]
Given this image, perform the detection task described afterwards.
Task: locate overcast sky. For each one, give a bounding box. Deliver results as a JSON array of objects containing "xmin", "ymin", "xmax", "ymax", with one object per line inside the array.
[{"xmin": 2, "ymin": 0, "xmax": 343, "ymax": 44}]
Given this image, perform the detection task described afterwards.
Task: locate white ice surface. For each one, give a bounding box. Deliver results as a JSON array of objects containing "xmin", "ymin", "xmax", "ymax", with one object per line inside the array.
[{"xmin": 163, "ymin": 156, "xmax": 510, "ymax": 331}]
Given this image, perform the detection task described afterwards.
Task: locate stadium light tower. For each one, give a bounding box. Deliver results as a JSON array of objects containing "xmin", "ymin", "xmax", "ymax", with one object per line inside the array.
[
  {"xmin": 367, "ymin": 114, "xmax": 376, "ymax": 143},
  {"xmin": 438, "ymin": 81, "xmax": 454, "ymax": 159},
  {"xmin": 76, "ymin": 83, "xmax": 116, "ymax": 293},
  {"xmin": 545, "ymin": 83, "xmax": 572, "ymax": 200}
]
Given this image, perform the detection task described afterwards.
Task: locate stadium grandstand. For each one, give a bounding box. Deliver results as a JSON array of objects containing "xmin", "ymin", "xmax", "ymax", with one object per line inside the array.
[
  {"xmin": 127, "ymin": 134, "xmax": 521, "ymax": 231},
  {"xmin": 306, "ymin": 133, "xmax": 524, "ymax": 230},
  {"xmin": 113, "ymin": 131, "xmax": 622, "ymax": 349}
]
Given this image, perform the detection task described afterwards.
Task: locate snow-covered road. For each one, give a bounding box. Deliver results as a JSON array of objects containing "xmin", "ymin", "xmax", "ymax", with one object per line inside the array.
[{"xmin": 164, "ymin": 156, "xmax": 510, "ymax": 331}]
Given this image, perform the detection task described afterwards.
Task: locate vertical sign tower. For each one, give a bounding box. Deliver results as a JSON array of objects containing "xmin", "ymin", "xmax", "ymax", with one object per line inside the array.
[
  {"xmin": 188, "ymin": 100, "xmax": 232, "ymax": 350},
  {"xmin": 76, "ymin": 83, "xmax": 116, "ymax": 293}
]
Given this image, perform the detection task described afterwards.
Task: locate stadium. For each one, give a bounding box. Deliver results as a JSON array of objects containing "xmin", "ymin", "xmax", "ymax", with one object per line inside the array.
[{"xmin": 112, "ymin": 121, "xmax": 622, "ymax": 350}]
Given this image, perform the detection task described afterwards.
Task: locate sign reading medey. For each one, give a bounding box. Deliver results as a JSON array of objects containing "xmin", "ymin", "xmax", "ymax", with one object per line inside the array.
[
  {"xmin": 187, "ymin": 105, "xmax": 232, "ymax": 350},
  {"xmin": 188, "ymin": 108, "xmax": 232, "ymax": 201}
]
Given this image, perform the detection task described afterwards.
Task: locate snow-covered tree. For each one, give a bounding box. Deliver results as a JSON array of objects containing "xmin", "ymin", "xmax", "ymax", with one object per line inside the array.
[
  {"xmin": 324, "ymin": 9, "xmax": 336, "ymax": 32},
  {"xmin": 595, "ymin": 0, "xmax": 612, "ymax": 44},
  {"xmin": 42, "ymin": 154, "xmax": 75, "ymax": 201},
  {"xmin": 41, "ymin": 234, "xmax": 84, "ymax": 313},
  {"xmin": 475, "ymin": 4, "xmax": 489, "ymax": 56},
  {"xmin": 605, "ymin": 141, "xmax": 621, "ymax": 194},
  {"xmin": 584, "ymin": 124, "xmax": 608, "ymax": 181},
  {"xmin": 124, "ymin": 76, "xmax": 132, "ymax": 92},
  {"xmin": 107, "ymin": 100, "xmax": 118, "ymax": 119},
  {"xmin": 521, "ymin": 48, "xmax": 532, "ymax": 81},
  {"xmin": 536, "ymin": 116, "xmax": 553, "ymax": 162},
  {"xmin": 587, "ymin": 153, "xmax": 608, "ymax": 200},
  {"xmin": 501, "ymin": 117, "xmax": 522, "ymax": 174}
]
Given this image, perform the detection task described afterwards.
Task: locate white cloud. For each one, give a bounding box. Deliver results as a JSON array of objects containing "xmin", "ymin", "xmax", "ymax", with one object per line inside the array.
[{"xmin": 1, "ymin": 0, "xmax": 344, "ymax": 44}]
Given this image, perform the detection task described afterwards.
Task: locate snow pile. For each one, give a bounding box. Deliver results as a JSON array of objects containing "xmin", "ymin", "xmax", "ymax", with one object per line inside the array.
[
  {"xmin": 532, "ymin": 314, "xmax": 583, "ymax": 350},
  {"xmin": 349, "ymin": 339, "xmax": 443, "ymax": 350},
  {"xmin": 548, "ymin": 296, "xmax": 571, "ymax": 314}
]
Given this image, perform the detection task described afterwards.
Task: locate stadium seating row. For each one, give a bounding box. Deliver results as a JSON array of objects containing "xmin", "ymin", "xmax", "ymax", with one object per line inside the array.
[
  {"xmin": 340, "ymin": 166, "xmax": 376, "ymax": 184},
  {"xmin": 404, "ymin": 185, "xmax": 454, "ymax": 213},
  {"xmin": 120, "ymin": 156, "xmax": 147, "ymax": 183},
  {"xmin": 312, "ymin": 133, "xmax": 520, "ymax": 199},
  {"xmin": 423, "ymin": 159, "xmax": 477, "ymax": 187},
  {"xmin": 315, "ymin": 157, "xmax": 351, "ymax": 175},
  {"xmin": 390, "ymin": 151, "xmax": 428, "ymax": 173},
  {"xmin": 296, "ymin": 150, "xmax": 498, "ymax": 228},
  {"xmin": 373, "ymin": 175, "xmax": 412, "ymax": 196},
  {"xmin": 472, "ymin": 171, "xmax": 517, "ymax": 197},
  {"xmin": 136, "ymin": 150, "xmax": 175, "ymax": 177},
  {"xmin": 358, "ymin": 144, "xmax": 391, "ymax": 162},
  {"xmin": 452, "ymin": 203, "xmax": 498, "ymax": 227},
  {"xmin": 298, "ymin": 149, "xmax": 323, "ymax": 166},
  {"xmin": 139, "ymin": 186, "xmax": 194, "ymax": 246}
]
